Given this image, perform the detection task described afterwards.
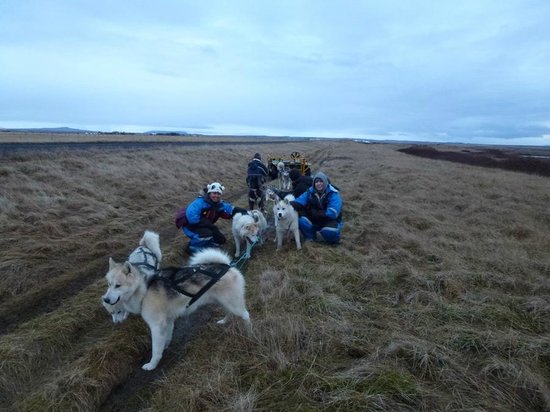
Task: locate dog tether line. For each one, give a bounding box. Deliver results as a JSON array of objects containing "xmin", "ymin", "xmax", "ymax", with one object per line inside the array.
[{"xmin": 230, "ymin": 237, "xmax": 260, "ymax": 269}]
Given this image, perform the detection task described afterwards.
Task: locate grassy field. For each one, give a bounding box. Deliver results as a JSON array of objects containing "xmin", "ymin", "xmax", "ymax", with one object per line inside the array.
[{"xmin": 0, "ymin": 137, "xmax": 549, "ymax": 411}]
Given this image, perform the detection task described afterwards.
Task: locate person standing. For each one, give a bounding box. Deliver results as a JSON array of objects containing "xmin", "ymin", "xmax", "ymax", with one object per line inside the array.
[{"xmin": 246, "ymin": 153, "xmax": 268, "ymax": 210}]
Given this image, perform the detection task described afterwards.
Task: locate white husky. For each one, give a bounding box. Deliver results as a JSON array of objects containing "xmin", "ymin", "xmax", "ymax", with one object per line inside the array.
[
  {"xmin": 249, "ymin": 209, "xmax": 268, "ymax": 242},
  {"xmin": 102, "ymin": 230, "xmax": 162, "ymax": 323},
  {"xmin": 273, "ymin": 195, "xmax": 301, "ymax": 251},
  {"xmin": 232, "ymin": 212, "xmax": 260, "ymax": 258},
  {"xmin": 102, "ymin": 245, "xmax": 250, "ymax": 371}
]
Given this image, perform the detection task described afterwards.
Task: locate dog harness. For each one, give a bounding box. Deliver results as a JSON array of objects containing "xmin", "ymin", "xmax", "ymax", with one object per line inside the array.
[
  {"xmin": 133, "ymin": 247, "xmax": 160, "ymax": 272},
  {"xmin": 148, "ymin": 263, "xmax": 230, "ymax": 308}
]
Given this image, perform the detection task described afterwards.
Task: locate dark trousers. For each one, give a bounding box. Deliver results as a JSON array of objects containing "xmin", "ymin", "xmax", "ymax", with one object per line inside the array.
[{"xmin": 248, "ymin": 187, "xmax": 265, "ymax": 210}]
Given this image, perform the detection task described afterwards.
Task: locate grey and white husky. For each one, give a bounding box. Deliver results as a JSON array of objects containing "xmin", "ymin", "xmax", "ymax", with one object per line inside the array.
[
  {"xmin": 102, "ymin": 240, "xmax": 250, "ymax": 371},
  {"xmin": 102, "ymin": 230, "xmax": 162, "ymax": 323}
]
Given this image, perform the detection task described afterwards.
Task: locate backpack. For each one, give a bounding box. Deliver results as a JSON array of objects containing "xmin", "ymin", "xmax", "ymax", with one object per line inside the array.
[{"xmin": 175, "ymin": 207, "xmax": 188, "ymax": 229}]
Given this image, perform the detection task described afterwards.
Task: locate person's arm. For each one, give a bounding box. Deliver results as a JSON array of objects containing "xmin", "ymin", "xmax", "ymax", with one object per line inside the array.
[
  {"xmin": 289, "ymin": 190, "xmax": 309, "ymax": 211},
  {"xmin": 221, "ymin": 202, "xmax": 248, "ymax": 218},
  {"xmin": 185, "ymin": 199, "xmax": 202, "ymax": 225},
  {"xmin": 260, "ymin": 163, "xmax": 268, "ymax": 175},
  {"xmin": 325, "ymin": 191, "xmax": 342, "ymax": 220},
  {"xmin": 294, "ymin": 190, "xmax": 308, "ymax": 206}
]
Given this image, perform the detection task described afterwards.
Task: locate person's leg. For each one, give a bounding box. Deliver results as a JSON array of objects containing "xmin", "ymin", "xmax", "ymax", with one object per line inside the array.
[
  {"xmin": 248, "ymin": 188, "xmax": 256, "ymax": 210},
  {"xmin": 319, "ymin": 221, "xmax": 342, "ymax": 244},
  {"xmin": 183, "ymin": 226, "xmax": 215, "ymax": 254},
  {"xmin": 298, "ymin": 216, "xmax": 317, "ymax": 240},
  {"xmin": 210, "ymin": 225, "xmax": 226, "ymax": 245}
]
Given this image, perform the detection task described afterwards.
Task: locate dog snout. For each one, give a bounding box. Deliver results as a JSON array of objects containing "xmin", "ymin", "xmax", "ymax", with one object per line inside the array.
[{"xmin": 102, "ymin": 295, "xmax": 111, "ymax": 304}]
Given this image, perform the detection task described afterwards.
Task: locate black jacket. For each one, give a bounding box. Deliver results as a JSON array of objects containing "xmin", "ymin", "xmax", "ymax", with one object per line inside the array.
[
  {"xmin": 292, "ymin": 175, "xmax": 313, "ymax": 198},
  {"xmin": 246, "ymin": 159, "xmax": 268, "ymax": 188}
]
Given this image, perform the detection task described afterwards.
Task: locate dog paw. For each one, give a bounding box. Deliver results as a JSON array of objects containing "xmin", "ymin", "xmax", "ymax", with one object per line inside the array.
[{"xmin": 142, "ymin": 362, "xmax": 157, "ymax": 371}]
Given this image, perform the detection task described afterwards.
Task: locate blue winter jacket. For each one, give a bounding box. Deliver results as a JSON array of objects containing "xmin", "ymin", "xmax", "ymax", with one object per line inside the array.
[
  {"xmin": 185, "ymin": 195, "xmax": 234, "ymax": 226},
  {"xmin": 293, "ymin": 172, "xmax": 342, "ymax": 222}
]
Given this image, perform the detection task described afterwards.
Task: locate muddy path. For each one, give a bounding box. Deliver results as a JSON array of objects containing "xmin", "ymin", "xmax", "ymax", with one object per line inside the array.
[{"xmin": 99, "ymin": 310, "xmax": 213, "ymax": 412}]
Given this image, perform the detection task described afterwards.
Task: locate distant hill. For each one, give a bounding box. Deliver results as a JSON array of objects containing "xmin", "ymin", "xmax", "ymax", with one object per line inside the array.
[{"xmin": 144, "ymin": 130, "xmax": 190, "ymax": 136}]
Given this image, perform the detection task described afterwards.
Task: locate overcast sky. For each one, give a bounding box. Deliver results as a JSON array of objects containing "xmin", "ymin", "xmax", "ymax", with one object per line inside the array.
[{"xmin": 1, "ymin": 1, "xmax": 550, "ymax": 145}]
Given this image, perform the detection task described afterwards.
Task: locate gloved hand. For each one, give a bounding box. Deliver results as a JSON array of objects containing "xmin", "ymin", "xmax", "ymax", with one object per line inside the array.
[
  {"xmin": 309, "ymin": 209, "xmax": 326, "ymax": 220},
  {"xmin": 232, "ymin": 207, "xmax": 248, "ymax": 216},
  {"xmin": 289, "ymin": 201, "xmax": 303, "ymax": 211}
]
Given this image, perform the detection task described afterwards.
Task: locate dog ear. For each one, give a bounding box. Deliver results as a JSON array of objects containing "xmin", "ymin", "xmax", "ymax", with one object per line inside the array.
[
  {"xmin": 109, "ymin": 257, "xmax": 117, "ymax": 270},
  {"xmin": 122, "ymin": 261, "xmax": 135, "ymax": 276}
]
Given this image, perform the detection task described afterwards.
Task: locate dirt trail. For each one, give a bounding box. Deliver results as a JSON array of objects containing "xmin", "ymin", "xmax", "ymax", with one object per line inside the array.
[
  {"xmin": 97, "ymin": 151, "xmax": 325, "ymax": 410},
  {"xmin": 100, "ymin": 310, "xmax": 212, "ymax": 411},
  {"xmin": 0, "ymin": 141, "xmax": 327, "ymax": 411}
]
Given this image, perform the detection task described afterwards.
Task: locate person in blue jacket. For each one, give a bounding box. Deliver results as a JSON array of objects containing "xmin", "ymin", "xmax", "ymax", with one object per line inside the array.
[
  {"xmin": 183, "ymin": 182, "xmax": 247, "ymax": 254},
  {"xmin": 290, "ymin": 172, "xmax": 343, "ymax": 244}
]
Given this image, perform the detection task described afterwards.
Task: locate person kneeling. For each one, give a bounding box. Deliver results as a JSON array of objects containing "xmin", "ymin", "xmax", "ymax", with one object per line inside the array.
[
  {"xmin": 182, "ymin": 182, "xmax": 247, "ymax": 254},
  {"xmin": 290, "ymin": 172, "xmax": 342, "ymax": 244}
]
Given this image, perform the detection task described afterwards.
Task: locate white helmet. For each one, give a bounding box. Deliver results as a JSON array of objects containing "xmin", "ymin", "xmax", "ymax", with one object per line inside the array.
[{"xmin": 207, "ymin": 182, "xmax": 224, "ymax": 194}]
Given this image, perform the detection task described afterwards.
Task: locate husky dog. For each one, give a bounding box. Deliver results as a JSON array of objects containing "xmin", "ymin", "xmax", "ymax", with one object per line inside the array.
[
  {"xmin": 263, "ymin": 187, "xmax": 280, "ymax": 219},
  {"xmin": 265, "ymin": 186, "xmax": 280, "ymax": 204},
  {"xmin": 273, "ymin": 195, "xmax": 301, "ymax": 251},
  {"xmin": 249, "ymin": 209, "xmax": 268, "ymax": 243},
  {"xmin": 232, "ymin": 212, "xmax": 260, "ymax": 258},
  {"xmin": 282, "ymin": 169, "xmax": 291, "ymax": 190},
  {"xmin": 102, "ymin": 247, "xmax": 250, "ymax": 371},
  {"xmin": 102, "ymin": 230, "xmax": 162, "ymax": 323},
  {"xmin": 276, "ymin": 162, "xmax": 285, "ymax": 187},
  {"xmin": 277, "ymin": 162, "xmax": 291, "ymax": 190}
]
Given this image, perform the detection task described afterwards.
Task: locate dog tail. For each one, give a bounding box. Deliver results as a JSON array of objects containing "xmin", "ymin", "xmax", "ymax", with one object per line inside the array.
[
  {"xmin": 189, "ymin": 248, "xmax": 231, "ymax": 266},
  {"xmin": 140, "ymin": 230, "xmax": 162, "ymax": 263}
]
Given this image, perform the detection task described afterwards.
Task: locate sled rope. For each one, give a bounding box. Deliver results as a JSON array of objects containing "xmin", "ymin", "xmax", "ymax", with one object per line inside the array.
[{"xmin": 230, "ymin": 236, "xmax": 261, "ymax": 270}]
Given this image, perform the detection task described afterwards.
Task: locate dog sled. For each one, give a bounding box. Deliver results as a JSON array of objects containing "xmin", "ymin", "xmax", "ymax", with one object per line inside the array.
[{"xmin": 267, "ymin": 151, "xmax": 311, "ymax": 179}]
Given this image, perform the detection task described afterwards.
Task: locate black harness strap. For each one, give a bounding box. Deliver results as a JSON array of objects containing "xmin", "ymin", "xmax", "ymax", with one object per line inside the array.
[
  {"xmin": 133, "ymin": 247, "xmax": 159, "ymax": 271},
  {"xmin": 148, "ymin": 263, "xmax": 231, "ymax": 308}
]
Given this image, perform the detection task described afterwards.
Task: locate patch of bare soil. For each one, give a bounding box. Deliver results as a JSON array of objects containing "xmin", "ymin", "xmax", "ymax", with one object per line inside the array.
[
  {"xmin": 99, "ymin": 310, "xmax": 213, "ymax": 412},
  {"xmin": 398, "ymin": 145, "xmax": 550, "ymax": 177}
]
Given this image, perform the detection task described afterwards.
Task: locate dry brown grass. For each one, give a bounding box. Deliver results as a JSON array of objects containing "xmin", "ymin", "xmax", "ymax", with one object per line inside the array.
[{"xmin": 0, "ymin": 137, "xmax": 549, "ymax": 411}]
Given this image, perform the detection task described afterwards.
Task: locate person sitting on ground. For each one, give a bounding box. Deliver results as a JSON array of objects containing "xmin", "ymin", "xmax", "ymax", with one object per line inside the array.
[
  {"xmin": 182, "ymin": 182, "xmax": 248, "ymax": 254},
  {"xmin": 290, "ymin": 172, "xmax": 343, "ymax": 244},
  {"xmin": 246, "ymin": 152, "xmax": 268, "ymax": 211},
  {"xmin": 273, "ymin": 168, "xmax": 313, "ymax": 199}
]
